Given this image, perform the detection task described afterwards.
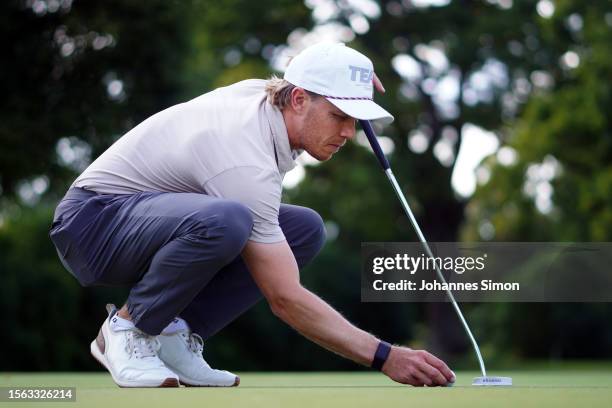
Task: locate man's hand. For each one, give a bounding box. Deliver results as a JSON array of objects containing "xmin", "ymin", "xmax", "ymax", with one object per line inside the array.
[{"xmin": 382, "ymin": 346, "xmax": 455, "ymax": 386}]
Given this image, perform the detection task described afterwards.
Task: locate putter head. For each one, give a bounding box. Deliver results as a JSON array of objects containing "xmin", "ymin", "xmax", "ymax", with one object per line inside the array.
[{"xmin": 472, "ymin": 376, "xmax": 512, "ymax": 386}]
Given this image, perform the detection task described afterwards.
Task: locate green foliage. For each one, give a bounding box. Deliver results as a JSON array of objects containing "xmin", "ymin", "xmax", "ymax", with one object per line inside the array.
[
  {"xmin": 1, "ymin": 0, "xmax": 193, "ymax": 197},
  {"xmin": 1, "ymin": 0, "xmax": 611, "ymax": 371},
  {"xmin": 180, "ymin": 0, "xmax": 311, "ymax": 96},
  {"xmin": 461, "ymin": 0, "xmax": 612, "ymax": 360},
  {"xmin": 0, "ymin": 205, "xmax": 83, "ymax": 369},
  {"xmin": 463, "ymin": 1, "xmax": 612, "ymax": 242},
  {"xmin": 0, "ymin": 0, "xmax": 317, "ymax": 371}
]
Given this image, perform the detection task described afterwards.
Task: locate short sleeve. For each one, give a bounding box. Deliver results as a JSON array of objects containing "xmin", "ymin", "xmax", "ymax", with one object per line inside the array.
[{"xmin": 203, "ymin": 166, "xmax": 285, "ymax": 243}]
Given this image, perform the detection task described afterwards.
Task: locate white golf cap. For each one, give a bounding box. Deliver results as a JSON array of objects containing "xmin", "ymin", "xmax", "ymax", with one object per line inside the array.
[{"xmin": 284, "ymin": 42, "xmax": 394, "ymax": 125}]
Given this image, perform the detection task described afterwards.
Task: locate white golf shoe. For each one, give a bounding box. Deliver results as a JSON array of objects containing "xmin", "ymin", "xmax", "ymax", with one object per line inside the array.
[
  {"xmin": 158, "ymin": 319, "xmax": 239, "ymax": 387},
  {"xmin": 90, "ymin": 304, "xmax": 179, "ymax": 388}
]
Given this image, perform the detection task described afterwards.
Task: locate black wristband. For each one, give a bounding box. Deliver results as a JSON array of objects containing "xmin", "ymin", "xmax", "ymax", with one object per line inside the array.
[{"xmin": 371, "ymin": 341, "xmax": 392, "ymax": 371}]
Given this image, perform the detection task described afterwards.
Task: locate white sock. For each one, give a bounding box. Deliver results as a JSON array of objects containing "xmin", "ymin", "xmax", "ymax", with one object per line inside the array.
[
  {"xmin": 161, "ymin": 317, "xmax": 190, "ymax": 334},
  {"xmin": 110, "ymin": 314, "xmax": 136, "ymax": 332}
]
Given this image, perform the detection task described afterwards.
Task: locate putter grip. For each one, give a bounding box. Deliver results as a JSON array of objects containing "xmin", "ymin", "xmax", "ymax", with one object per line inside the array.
[{"xmin": 359, "ymin": 120, "xmax": 390, "ymax": 170}]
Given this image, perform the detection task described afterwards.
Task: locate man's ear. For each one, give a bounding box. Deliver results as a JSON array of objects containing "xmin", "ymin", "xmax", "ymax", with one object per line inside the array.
[{"xmin": 289, "ymin": 87, "xmax": 309, "ymax": 114}]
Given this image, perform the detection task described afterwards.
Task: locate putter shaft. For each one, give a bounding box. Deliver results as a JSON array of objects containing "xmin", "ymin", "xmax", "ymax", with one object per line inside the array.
[
  {"xmin": 385, "ymin": 168, "xmax": 487, "ymax": 377},
  {"xmin": 359, "ymin": 119, "xmax": 486, "ymax": 377}
]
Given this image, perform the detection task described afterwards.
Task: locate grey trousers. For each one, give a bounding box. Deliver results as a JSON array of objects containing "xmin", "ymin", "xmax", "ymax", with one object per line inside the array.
[{"xmin": 50, "ymin": 188, "xmax": 326, "ymax": 338}]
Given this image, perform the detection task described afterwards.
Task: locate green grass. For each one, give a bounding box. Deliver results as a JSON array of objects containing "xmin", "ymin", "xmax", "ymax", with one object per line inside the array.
[{"xmin": 2, "ymin": 368, "xmax": 611, "ymax": 408}]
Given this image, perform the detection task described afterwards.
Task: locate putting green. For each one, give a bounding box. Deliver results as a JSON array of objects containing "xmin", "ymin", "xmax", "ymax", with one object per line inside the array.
[{"xmin": 2, "ymin": 368, "xmax": 611, "ymax": 408}]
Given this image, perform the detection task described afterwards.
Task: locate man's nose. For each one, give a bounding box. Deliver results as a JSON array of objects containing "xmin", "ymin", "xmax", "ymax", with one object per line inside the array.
[{"xmin": 341, "ymin": 120, "xmax": 356, "ymax": 140}]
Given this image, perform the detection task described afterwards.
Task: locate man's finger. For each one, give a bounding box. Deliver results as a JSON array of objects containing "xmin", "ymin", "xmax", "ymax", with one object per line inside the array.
[
  {"xmin": 418, "ymin": 362, "xmax": 448, "ymax": 386},
  {"xmin": 424, "ymin": 353, "xmax": 455, "ymax": 382},
  {"xmin": 406, "ymin": 374, "xmax": 425, "ymax": 387},
  {"xmin": 410, "ymin": 369, "xmax": 433, "ymax": 386},
  {"xmin": 373, "ymin": 73, "xmax": 385, "ymax": 94}
]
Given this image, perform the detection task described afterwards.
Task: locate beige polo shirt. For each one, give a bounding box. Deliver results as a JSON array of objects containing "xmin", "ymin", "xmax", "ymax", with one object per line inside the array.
[{"xmin": 72, "ymin": 79, "xmax": 301, "ymax": 243}]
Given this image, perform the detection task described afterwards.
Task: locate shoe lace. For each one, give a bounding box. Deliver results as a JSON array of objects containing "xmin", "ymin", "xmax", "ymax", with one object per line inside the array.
[
  {"xmin": 125, "ymin": 330, "xmax": 161, "ymax": 359},
  {"xmin": 182, "ymin": 332, "xmax": 204, "ymax": 355}
]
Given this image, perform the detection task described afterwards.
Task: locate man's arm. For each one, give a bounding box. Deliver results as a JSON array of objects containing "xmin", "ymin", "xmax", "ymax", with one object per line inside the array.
[{"xmin": 241, "ymin": 240, "xmax": 455, "ymax": 386}]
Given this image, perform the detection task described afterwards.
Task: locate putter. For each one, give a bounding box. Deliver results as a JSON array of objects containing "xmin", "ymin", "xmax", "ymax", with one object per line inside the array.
[{"xmin": 359, "ymin": 119, "xmax": 512, "ymax": 387}]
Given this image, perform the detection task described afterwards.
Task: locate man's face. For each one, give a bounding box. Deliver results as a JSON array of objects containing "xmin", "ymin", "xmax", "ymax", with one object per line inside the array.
[{"xmin": 298, "ymin": 96, "xmax": 356, "ymax": 161}]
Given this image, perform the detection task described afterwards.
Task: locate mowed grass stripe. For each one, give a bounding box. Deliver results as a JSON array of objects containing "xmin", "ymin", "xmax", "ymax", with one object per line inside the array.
[{"xmin": 1, "ymin": 371, "xmax": 611, "ymax": 408}]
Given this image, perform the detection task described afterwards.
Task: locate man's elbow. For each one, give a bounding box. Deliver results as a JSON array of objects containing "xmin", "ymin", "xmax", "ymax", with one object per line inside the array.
[{"xmin": 267, "ymin": 286, "xmax": 305, "ymax": 321}]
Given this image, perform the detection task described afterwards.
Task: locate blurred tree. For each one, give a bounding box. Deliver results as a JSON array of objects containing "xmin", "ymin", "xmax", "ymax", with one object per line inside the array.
[
  {"xmin": 181, "ymin": 0, "xmax": 311, "ymax": 95},
  {"xmin": 0, "ymin": 0, "xmax": 316, "ymax": 371},
  {"xmin": 0, "ymin": 0, "xmax": 194, "ymax": 200},
  {"xmin": 285, "ymin": 0, "xmax": 612, "ymax": 359},
  {"xmin": 1, "ymin": 0, "xmax": 611, "ymax": 371},
  {"xmin": 462, "ymin": 0, "xmax": 612, "ymax": 359},
  {"xmin": 285, "ymin": 0, "xmax": 543, "ymax": 358},
  {"xmin": 0, "ymin": 0, "xmax": 196, "ymax": 370}
]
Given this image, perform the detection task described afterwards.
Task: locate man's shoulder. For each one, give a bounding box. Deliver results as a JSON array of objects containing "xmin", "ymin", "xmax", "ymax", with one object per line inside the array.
[
  {"xmin": 197, "ymin": 79, "xmax": 267, "ymax": 99},
  {"xmin": 231, "ymin": 78, "xmax": 268, "ymax": 89}
]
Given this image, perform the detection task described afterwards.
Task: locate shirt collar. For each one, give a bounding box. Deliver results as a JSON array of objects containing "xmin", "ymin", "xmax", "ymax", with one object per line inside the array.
[{"xmin": 264, "ymin": 100, "xmax": 301, "ymax": 173}]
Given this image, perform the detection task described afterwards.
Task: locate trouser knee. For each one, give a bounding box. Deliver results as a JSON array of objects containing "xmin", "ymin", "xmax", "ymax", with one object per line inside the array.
[
  {"xmin": 301, "ymin": 208, "xmax": 326, "ymax": 252},
  {"xmin": 287, "ymin": 206, "xmax": 326, "ymax": 267},
  {"xmin": 189, "ymin": 200, "xmax": 254, "ymax": 262}
]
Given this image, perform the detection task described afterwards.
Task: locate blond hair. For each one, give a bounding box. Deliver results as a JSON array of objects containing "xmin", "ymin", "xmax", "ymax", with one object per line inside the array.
[{"xmin": 265, "ymin": 75, "xmax": 319, "ymax": 110}]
